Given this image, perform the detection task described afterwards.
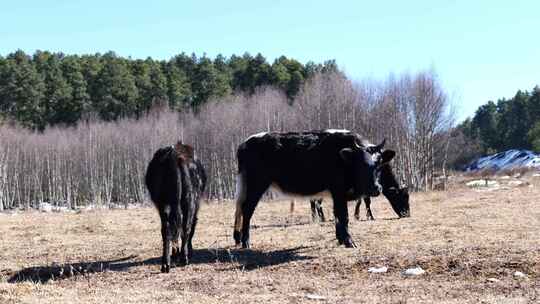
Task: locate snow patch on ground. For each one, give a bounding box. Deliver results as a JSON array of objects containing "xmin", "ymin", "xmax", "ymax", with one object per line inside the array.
[
  {"xmin": 305, "ymin": 294, "xmax": 326, "ymax": 300},
  {"xmin": 466, "ymin": 179, "xmax": 499, "ymax": 188},
  {"xmin": 513, "ymin": 271, "xmax": 528, "ymax": 279},
  {"xmin": 403, "ymin": 266, "xmax": 425, "ymax": 276},
  {"xmin": 368, "ymin": 266, "xmax": 388, "ymax": 273}
]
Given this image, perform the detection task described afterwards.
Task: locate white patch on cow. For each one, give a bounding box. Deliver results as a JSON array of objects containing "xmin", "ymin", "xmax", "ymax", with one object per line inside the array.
[
  {"xmin": 324, "ymin": 129, "xmax": 350, "ymax": 134},
  {"xmin": 362, "ymin": 143, "xmax": 383, "ymax": 162},
  {"xmin": 234, "ymin": 173, "xmax": 247, "ymax": 231},
  {"xmin": 163, "ymin": 205, "xmax": 171, "ymax": 215},
  {"xmin": 268, "ymin": 183, "xmax": 331, "ymax": 200},
  {"xmin": 246, "ymin": 131, "xmax": 268, "ymax": 140}
]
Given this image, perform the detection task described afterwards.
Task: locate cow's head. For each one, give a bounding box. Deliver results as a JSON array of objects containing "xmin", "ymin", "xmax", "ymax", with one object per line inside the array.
[
  {"xmin": 384, "ymin": 186, "xmax": 410, "ymax": 218},
  {"xmin": 174, "ymin": 141, "xmax": 195, "ymax": 163},
  {"xmin": 340, "ymin": 142, "xmax": 387, "ymax": 197}
]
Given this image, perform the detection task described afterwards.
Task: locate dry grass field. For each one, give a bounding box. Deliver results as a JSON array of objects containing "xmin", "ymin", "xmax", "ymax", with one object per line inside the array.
[{"xmin": 1, "ymin": 175, "xmax": 539, "ymax": 303}]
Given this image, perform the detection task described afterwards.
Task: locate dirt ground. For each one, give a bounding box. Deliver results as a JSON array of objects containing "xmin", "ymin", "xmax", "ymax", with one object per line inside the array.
[{"xmin": 1, "ymin": 175, "xmax": 539, "ymax": 303}]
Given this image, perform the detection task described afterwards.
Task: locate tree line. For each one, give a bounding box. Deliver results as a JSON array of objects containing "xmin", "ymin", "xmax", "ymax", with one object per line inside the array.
[
  {"xmin": 449, "ymin": 86, "xmax": 540, "ymax": 168},
  {"xmin": 0, "ymin": 50, "xmax": 338, "ymax": 130},
  {"xmin": 0, "ymin": 69, "xmax": 453, "ymax": 210}
]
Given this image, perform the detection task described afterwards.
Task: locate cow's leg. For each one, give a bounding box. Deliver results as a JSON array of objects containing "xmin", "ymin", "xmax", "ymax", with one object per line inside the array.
[
  {"xmin": 180, "ymin": 205, "xmax": 197, "ymax": 265},
  {"xmin": 240, "ymin": 180, "xmax": 270, "ymax": 249},
  {"xmin": 331, "ymin": 192, "xmax": 356, "ymax": 248},
  {"xmin": 233, "ymin": 173, "xmax": 247, "ymax": 245},
  {"xmin": 310, "ymin": 199, "xmax": 319, "ymax": 222},
  {"xmin": 172, "ymin": 239, "xmax": 180, "ymax": 259},
  {"xmin": 354, "ymin": 199, "xmax": 362, "ymax": 220},
  {"xmin": 364, "ymin": 197, "xmax": 375, "ymax": 220},
  {"xmin": 159, "ymin": 210, "xmax": 172, "ymax": 273},
  {"xmin": 316, "ymin": 199, "xmax": 326, "ymax": 222},
  {"xmin": 187, "ymin": 215, "xmax": 198, "ymax": 259}
]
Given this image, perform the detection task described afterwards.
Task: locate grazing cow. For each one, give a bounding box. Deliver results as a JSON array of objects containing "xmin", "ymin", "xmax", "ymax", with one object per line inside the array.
[
  {"xmin": 145, "ymin": 142, "xmax": 207, "ymax": 273},
  {"xmin": 234, "ymin": 130, "xmax": 395, "ymax": 248},
  {"xmin": 308, "ymin": 163, "xmax": 410, "ymax": 221},
  {"xmin": 354, "ymin": 163, "xmax": 409, "ymax": 220}
]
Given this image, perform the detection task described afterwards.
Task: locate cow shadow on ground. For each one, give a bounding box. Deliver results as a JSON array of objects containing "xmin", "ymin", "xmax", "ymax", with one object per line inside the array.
[
  {"xmin": 7, "ymin": 246, "xmax": 313, "ymax": 284},
  {"xmin": 378, "ymin": 217, "xmax": 402, "ymax": 221},
  {"xmin": 251, "ymin": 221, "xmax": 315, "ymax": 229}
]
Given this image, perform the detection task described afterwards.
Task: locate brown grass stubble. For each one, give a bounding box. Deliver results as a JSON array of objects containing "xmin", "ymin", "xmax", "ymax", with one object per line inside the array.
[{"xmin": 0, "ymin": 177, "xmax": 539, "ymax": 303}]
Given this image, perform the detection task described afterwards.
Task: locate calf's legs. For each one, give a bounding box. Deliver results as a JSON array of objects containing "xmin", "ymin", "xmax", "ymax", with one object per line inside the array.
[
  {"xmin": 354, "ymin": 197, "xmax": 375, "ymax": 221},
  {"xmin": 310, "ymin": 198, "xmax": 326, "ymax": 222},
  {"xmin": 364, "ymin": 197, "xmax": 375, "ymax": 220}
]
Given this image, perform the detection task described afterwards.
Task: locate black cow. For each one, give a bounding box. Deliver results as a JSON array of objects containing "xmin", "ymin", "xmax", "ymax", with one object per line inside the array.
[
  {"xmin": 233, "ymin": 130, "xmax": 395, "ymax": 248},
  {"xmin": 145, "ymin": 142, "xmax": 207, "ymax": 273},
  {"xmin": 309, "ymin": 163, "xmax": 410, "ymax": 221},
  {"xmin": 355, "ymin": 164, "xmax": 409, "ymax": 220}
]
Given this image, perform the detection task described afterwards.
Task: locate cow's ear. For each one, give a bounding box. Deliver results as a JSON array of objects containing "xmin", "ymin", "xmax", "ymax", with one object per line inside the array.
[
  {"xmin": 379, "ymin": 150, "xmax": 395, "ymax": 165},
  {"xmin": 367, "ymin": 138, "xmax": 386, "ymax": 154},
  {"xmin": 175, "ymin": 142, "xmax": 194, "ymax": 162},
  {"xmin": 339, "ymin": 148, "xmax": 355, "ymax": 163}
]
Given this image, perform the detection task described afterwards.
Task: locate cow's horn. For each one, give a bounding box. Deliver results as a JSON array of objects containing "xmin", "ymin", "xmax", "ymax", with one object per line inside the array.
[{"xmin": 375, "ymin": 138, "xmax": 386, "ymax": 151}]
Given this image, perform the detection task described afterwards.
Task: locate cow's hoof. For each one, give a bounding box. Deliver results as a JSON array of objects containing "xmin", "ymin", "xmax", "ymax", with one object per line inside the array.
[
  {"xmin": 233, "ymin": 231, "xmax": 242, "ymax": 245},
  {"xmin": 241, "ymin": 241, "xmax": 250, "ymax": 249},
  {"xmin": 161, "ymin": 264, "xmax": 170, "ymax": 273},
  {"xmin": 344, "ymin": 239, "xmax": 357, "ymax": 248},
  {"xmin": 400, "ymin": 212, "xmax": 410, "ymax": 218},
  {"xmin": 367, "ymin": 216, "xmax": 375, "ymax": 221},
  {"xmin": 179, "ymin": 256, "xmax": 189, "ymax": 266}
]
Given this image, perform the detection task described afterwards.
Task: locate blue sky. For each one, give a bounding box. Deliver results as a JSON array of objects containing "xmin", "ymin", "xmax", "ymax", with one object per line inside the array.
[{"xmin": 1, "ymin": 0, "xmax": 539, "ymax": 121}]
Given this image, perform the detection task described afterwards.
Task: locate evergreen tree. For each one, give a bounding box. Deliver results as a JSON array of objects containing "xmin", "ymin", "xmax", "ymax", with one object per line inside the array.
[
  {"xmin": 34, "ymin": 52, "xmax": 74, "ymax": 125},
  {"xmin": 499, "ymin": 91, "xmax": 531, "ymax": 149},
  {"xmin": 527, "ymin": 86, "xmax": 540, "ymax": 126},
  {"xmin": 0, "ymin": 50, "xmax": 328, "ymax": 127},
  {"xmin": 191, "ymin": 56, "xmax": 230, "ymax": 107},
  {"xmin": 471, "ymin": 101, "xmax": 499, "ymax": 153},
  {"xmin": 93, "ymin": 52, "xmax": 139, "ymax": 120},
  {"xmin": 60, "ymin": 55, "xmax": 90, "ymax": 124},
  {"xmin": 163, "ymin": 61, "xmax": 191, "ymax": 110},
  {"xmin": 0, "ymin": 50, "xmax": 46, "ymax": 129}
]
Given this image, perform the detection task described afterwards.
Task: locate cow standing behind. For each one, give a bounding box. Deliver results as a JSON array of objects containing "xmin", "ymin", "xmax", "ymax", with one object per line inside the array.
[
  {"xmin": 303, "ymin": 163, "xmax": 410, "ymax": 221},
  {"xmin": 355, "ymin": 163, "xmax": 409, "ymax": 220},
  {"xmin": 145, "ymin": 142, "xmax": 206, "ymax": 273},
  {"xmin": 234, "ymin": 130, "xmax": 395, "ymax": 249}
]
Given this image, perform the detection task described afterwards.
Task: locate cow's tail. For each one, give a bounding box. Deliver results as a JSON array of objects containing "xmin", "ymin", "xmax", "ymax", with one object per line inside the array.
[{"xmin": 233, "ymin": 170, "xmax": 247, "ymax": 245}]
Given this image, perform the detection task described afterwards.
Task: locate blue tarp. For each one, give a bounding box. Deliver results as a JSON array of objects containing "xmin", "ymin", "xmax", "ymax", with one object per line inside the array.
[{"xmin": 466, "ymin": 149, "xmax": 540, "ymax": 171}]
